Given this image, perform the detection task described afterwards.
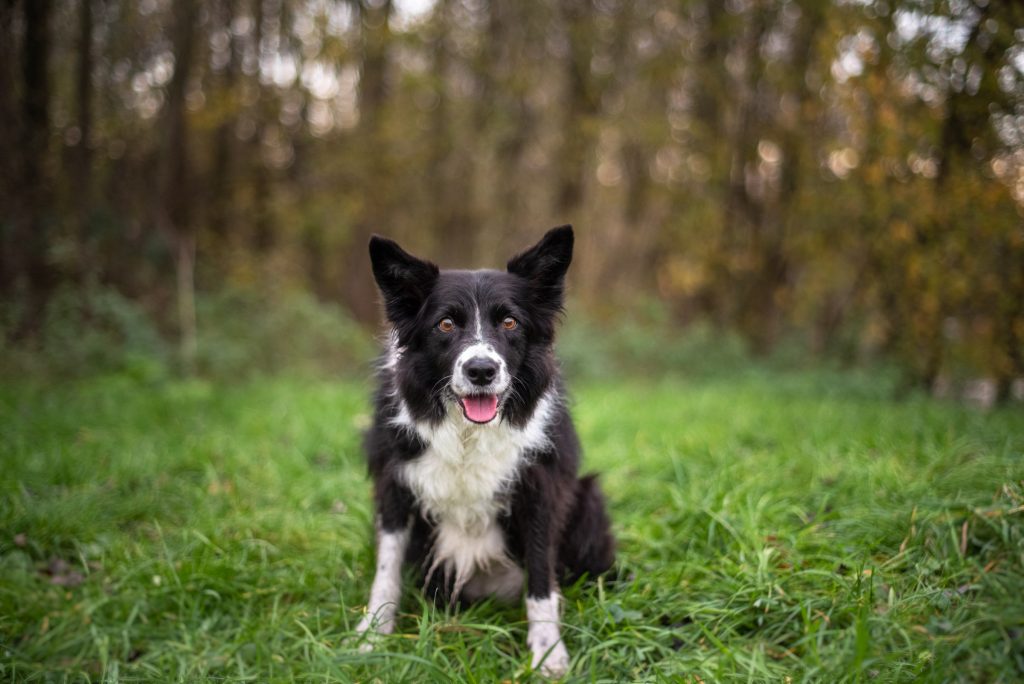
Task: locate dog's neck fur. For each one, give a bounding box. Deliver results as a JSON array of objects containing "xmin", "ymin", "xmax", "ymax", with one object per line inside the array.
[{"xmin": 390, "ymin": 386, "xmax": 556, "ymax": 596}]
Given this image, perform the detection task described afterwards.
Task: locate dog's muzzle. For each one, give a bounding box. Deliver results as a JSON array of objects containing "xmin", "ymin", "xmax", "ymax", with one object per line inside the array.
[{"xmin": 452, "ymin": 345, "xmax": 509, "ymax": 424}]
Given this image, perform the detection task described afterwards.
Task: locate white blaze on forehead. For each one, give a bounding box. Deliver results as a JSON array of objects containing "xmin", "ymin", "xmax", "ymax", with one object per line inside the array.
[{"xmin": 456, "ymin": 341, "xmax": 503, "ymax": 369}]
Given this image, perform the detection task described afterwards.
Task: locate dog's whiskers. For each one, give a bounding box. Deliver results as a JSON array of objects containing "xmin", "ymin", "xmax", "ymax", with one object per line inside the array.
[{"xmin": 430, "ymin": 374, "xmax": 453, "ymax": 401}]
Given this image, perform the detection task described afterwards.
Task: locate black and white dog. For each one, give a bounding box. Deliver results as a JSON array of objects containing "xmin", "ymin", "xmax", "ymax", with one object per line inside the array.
[{"xmin": 355, "ymin": 226, "xmax": 615, "ymax": 677}]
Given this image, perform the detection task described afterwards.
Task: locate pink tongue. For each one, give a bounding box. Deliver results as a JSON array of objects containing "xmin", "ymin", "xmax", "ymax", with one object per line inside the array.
[{"xmin": 461, "ymin": 395, "xmax": 498, "ymax": 423}]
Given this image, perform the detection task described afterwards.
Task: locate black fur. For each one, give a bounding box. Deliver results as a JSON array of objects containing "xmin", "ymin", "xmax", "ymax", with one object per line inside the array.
[{"xmin": 364, "ymin": 226, "xmax": 614, "ymax": 605}]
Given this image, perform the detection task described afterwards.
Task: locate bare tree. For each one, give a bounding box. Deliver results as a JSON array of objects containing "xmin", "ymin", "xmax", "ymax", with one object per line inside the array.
[
  {"xmin": 11, "ymin": 0, "xmax": 55, "ymax": 331},
  {"xmin": 209, "ymin": 0, "xmax": 241, "ymax": 244},
  {"xmin": 159, "ymin": 0, "xmax": 200, "ymax": 371},
  {"xmin": 343, "ymin": 0, "xmax": 394, "ymax": 324},
  {"xmin": 74, "ymin": 0, "xmax": 96, "ymax": 265}
]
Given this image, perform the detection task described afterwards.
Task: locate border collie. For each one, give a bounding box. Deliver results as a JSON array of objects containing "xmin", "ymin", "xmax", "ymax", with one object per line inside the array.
[{"xmin": 355, "ymin": 226, "xmax": 615, "ymax": 677}]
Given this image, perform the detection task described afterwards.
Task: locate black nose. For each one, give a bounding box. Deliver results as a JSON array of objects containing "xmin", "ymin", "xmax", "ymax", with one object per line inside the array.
[{"xmin": 464, "ymin": 357, "xmax": 498, "ymax": 386}]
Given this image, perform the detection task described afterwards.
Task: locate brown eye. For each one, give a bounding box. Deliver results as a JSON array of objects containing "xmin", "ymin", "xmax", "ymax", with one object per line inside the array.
[
  {"xmin": 438, "ymin": 318, "xmax": 455, "ymax": 333},
  {"xmin": 502, "ymin": 316, "xmax": 517, "ymax": 330}
]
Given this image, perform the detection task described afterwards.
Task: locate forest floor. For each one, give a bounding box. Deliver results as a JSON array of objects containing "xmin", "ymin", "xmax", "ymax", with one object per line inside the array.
[{"xmin": 2, "ymin": 370, "xmax": 1022, "ymax": 682}]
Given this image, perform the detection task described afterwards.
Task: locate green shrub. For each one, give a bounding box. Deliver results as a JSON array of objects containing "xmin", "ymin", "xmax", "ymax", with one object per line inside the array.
[
  {"xmin": 0, "ymin": 284, "xmax": 169, "ymax": 381},
  {"xmin": 1, "ymin": 285, "xmax": 376, "ymax": 382},
  {"xmin": 558, "ymin": 310, "xmax": 749, "ymax": 381},
  {"xmin": 192, "ymin": 287, "xmax": 375, "ymax": 380}
]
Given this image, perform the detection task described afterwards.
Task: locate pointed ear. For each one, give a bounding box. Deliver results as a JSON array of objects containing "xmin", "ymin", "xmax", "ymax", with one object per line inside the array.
[
  {"xmin": 506, "ymin": 225, "xmax": 574, "ymax": 289},
  {"xmin": 369, "ymin": 235, "xmax": 439, "ymax": 324}
]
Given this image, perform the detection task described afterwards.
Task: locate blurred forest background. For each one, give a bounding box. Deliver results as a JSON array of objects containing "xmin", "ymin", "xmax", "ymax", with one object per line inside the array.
[{"xmin": 1, "ymin": 0, "xmax": 1023, "ymax": 400}]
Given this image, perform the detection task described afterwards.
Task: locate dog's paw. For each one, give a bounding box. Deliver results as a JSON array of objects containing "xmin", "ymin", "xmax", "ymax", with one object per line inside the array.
[
  {"xmin": 354, "ymin": 614, "xmax": 374, "ymax": 636},
  {"xmin": 351, "ymin": 613, "xmax": 391, "ymax": 652},
  {"xmin": 530, "ymin": 640, "xmax": 570, "ymax": 679},
  {"xmin": 353, "ymin": 621, "xmax": 374, "ymax": 652}
]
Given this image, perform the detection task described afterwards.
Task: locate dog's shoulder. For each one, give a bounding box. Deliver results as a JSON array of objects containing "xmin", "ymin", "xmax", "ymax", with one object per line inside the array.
[{"xmin": 364, "ymin": 376, "xmax": 426, "ymax": 477}]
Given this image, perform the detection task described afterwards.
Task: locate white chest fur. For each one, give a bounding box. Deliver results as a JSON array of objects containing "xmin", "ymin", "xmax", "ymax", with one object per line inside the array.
[{"xmin": 393, "ymin": 393, "xmax": 555, "ymax": 593}]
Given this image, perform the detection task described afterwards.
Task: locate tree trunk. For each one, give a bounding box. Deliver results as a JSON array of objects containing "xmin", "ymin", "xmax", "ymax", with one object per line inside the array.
[
  {"xmin": 689, "ymin": 0, "xmax": 730, "ymax": 327},
  {"xmin": 474, "ymin": 0, "xmax": 536, "ymax": 261},
  {"xmin": 209, "ymin": 0, "xmax": 240, "ymax": 244},
  {"xmin": 23, "ymin": 0, "xmax": 51, "ymax": 209},
  {"xmin": 74, "ymin": 0, "xmax": 95, "ymax": 276},
  {"xmin": 724, "ymin": 6, "xmax": 770, "ymax": 352},
  {"xmin": 555, "ymin": 0, "xmax": 598, "ymax": 218},
  {"xmin": 747, "ymin": 1, "xmax": 825, "ymax": 354},
  {"xmin": 15, "ymin": 0, "xmax": 55, "ymax": 332},
  {"xmin": 249, "ymin": 0, "xmax": 274, "ymax": 254},
  {"xmin": 0, "ymin": 0, "xmax": 21, "ymax": 300},
  {"xmin": 343, "ymin": 0, "xmax": 393, "ymax": 324},
  {"xmin": 428, "ymin": 0, "xmax": 476, "ymax": 265},
  {"xmin": 160, "ymin": 0, "xmax": 199, "ymax": 372}
]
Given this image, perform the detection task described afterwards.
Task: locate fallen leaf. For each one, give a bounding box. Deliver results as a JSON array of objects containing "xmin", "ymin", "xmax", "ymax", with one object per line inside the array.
[{"xmin": 42, "ymin": 558, "xmax": 85, "ymax": 588}]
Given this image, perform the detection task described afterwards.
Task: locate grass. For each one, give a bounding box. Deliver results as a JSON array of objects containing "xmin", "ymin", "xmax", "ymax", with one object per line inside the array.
[{"xmin": 1, "ymin": 368, "xmax": 1022, "ymax": 682}]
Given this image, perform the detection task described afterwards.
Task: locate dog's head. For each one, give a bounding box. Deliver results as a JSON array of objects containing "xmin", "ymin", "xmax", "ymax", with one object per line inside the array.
[{"xmin": 369, "ymin": 226, "xmax": 573, "ymax": 426}]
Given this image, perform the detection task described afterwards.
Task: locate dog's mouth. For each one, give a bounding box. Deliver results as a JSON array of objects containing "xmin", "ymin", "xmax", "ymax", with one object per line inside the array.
[{"xmin": 459, "ymin": 394, "xmax": 499, "ymax": 424}]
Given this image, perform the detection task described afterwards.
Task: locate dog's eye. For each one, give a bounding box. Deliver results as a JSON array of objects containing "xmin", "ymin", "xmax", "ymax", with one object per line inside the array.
[
  {"xmin": 502, "ymin": 317, "xmax": 517, "ymax": 330},
  {"xmin": 438, "ymin": 318, "xmax": 455, "ymax": 333}
]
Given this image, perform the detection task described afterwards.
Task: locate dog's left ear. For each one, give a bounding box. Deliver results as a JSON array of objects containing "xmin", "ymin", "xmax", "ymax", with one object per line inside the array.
[{"xmin": 507, "ymin": 225, "xmax": 574, "ymax": 293}]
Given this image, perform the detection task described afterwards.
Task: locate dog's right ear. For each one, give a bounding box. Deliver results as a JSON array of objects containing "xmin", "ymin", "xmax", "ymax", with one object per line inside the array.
[{"xmin": 369, "ymin": 236, "xmax": 439, "ymax": 324}]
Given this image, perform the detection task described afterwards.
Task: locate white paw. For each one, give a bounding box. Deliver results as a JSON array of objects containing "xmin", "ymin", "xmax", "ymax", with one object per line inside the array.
[
  {"xmin": 352, "ymin": 617, "xmax": 374, "ymax": 652},
  {"xmin": 354, "ymin": 612, "xmax": 392, "ymax": 652},
  {"xmin": 354, "ymin": 614, "xmax": 375, "ymax": 635},
  {"xmin": 531, "ymin": 639, "xmax": 570, "ymax": 678}
]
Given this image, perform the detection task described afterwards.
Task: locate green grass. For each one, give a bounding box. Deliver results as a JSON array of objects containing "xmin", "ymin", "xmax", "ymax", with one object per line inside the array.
[{"xmin": 1, "ymin": 370, "xmax": 1022, "ymax": 682}]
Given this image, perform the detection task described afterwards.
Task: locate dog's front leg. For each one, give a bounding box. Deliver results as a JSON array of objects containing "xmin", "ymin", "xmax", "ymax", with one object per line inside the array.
[
  {"xmin": 356, "ymin": 526, "xmax": 408, "ymax": 640},
  {"xmin": 524, "ymin": 477, "xmax": 570, "ymax": 677},
  {"xmin": 356, "ymin": 477, "xmax": 412, "ymax": 646}
]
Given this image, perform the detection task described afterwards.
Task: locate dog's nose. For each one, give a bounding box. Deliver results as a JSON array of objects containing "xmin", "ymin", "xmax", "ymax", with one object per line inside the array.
[{"xmin": 464, "ymin": 357, "xmax": 499, "ymax": 386}]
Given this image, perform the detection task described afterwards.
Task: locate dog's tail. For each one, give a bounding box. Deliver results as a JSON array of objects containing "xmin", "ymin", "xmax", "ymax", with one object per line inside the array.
[{"xmin": 558, "ymin": 474, "xmax": 616, "ymax": 584}]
